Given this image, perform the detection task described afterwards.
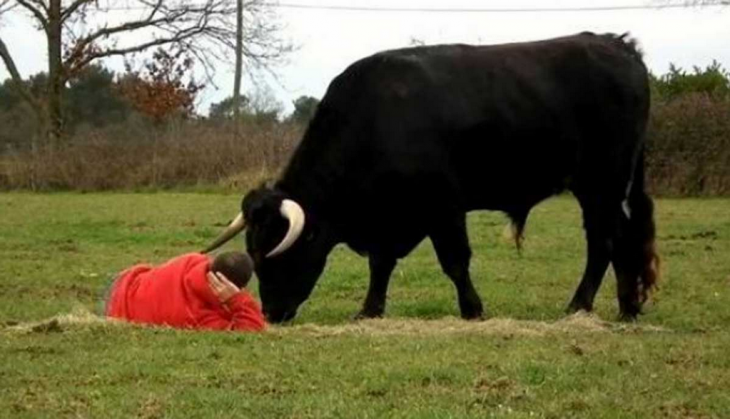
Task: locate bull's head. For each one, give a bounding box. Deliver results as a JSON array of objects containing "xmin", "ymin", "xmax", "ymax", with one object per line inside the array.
[{"xmin": 203, "ymin": 187, "xmax": 335, "ymax": 323}]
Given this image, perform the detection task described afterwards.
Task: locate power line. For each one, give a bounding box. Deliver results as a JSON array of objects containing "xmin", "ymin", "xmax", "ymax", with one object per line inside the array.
[
  {"xmin": 93, "ymin": 1, "xmax": 730, "ymax": 13},
  {"xmin": 274, "ymin": 1, "xmax": 729, "ymax": 13}
]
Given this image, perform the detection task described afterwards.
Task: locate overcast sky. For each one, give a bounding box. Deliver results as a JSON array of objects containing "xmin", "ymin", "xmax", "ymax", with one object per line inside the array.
[{"xmin": 1, "ymin": 0, "xmax": 729, "ymax": 114}]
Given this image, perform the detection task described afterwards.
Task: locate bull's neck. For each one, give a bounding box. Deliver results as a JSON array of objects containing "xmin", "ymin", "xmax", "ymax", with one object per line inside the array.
[
  {"xmin": 276, "ymin": 145, "xmax": 343, "ymax": 223},
  {"xmin": 275, "ymin": 103, "xmax": 349, "ymax": 230},
  {"xmin": 277, "ymin": 170, "xmax": 334, "ymax": 216},
  {"xmin": 276, "ymin": 165, "xmax": 343, "ymax": 252}
]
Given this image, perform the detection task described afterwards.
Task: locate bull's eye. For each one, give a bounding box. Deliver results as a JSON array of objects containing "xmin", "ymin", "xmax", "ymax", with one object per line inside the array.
[
  {"xmin": 305, "ymin": 231, "xmax": 316, "ymax": 242},
  {"xmin": 303, "ymin": 226, "xmax": 317, "ymax": 243}
]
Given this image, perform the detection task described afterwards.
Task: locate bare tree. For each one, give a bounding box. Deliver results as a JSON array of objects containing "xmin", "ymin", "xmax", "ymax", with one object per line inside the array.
[
  {"xmin": 0, "ymin": 0, "xmax": 290, "ymax": 141},
  {"xmin": 0, "ymin": 0, "xmax": 15, "ymax": 15}
]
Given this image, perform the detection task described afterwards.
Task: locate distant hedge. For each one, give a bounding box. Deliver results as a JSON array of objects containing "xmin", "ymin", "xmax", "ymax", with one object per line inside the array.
[
  {"xmin": 1, "ymin": 63, "xmax": 729, "ymax": 195},
  {"xmin": 644, "ymin": 62, "xmax": 730, "ymax": 195},
  {"xmin": 0, "ymin": 120, "xmax": 301, "ymax": 191},
  {"xmin": 646, "ymin": 93, "xmax": 730, "ymax": 196}
]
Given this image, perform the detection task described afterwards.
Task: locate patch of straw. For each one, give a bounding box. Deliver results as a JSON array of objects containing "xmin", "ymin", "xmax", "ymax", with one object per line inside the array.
[
  {"xmin": 3, "ymin": 306, "xmax": 129, "ymax": 335},
  {"xmin": 3, "ymin": 309, "xmax": 668, "ymax": 337},
  {"xmin": 271, "ymin": 312, "xmax": 669, "ymax": 337}
]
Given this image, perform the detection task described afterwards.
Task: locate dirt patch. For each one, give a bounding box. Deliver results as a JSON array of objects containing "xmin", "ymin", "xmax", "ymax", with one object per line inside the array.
[{"xmin": 664, "ymin": 230, "xmax": 719, "ymax": 241}]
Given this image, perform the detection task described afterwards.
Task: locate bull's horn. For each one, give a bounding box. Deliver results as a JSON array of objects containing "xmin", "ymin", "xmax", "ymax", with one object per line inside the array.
[
  {"xmin": 266, "ymin": 199, "xmax": 306, "ymax": 258},
  {"xmin": 202, "ymin": 212, "xmax": 246, "ymax": 254}
]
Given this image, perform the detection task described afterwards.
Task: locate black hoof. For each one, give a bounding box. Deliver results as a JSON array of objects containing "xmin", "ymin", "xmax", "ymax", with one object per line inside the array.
[
  {"xmin": 617, "ymin": 312, "xmax": 638, "ymax": 323},
  {"xmin": 354, "ymin": 309, "xmax": 384, "ymax": 320},
  {"xmin": 566, "ymin": 300, "xmax": 593, "ymax": 315},
  {"xmin": 618, "ymin": 300, "xmax": 642, "ymax": 322},
  {"xmin": 460, "ymin": 305, "xmax": 485, "ymax": 321},
  {"xmin": 463, "ymin": 312, "xmax": 486, "ymax": 321}
]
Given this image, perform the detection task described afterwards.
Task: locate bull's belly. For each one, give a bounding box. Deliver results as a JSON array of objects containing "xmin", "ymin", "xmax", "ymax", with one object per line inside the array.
[
  {"xmin": 460, "ymin": 177, "xmax": 568, "ymax": 213},
  {"xmin": 338, "ymin": 154, "xmax": 570, "ymax": 257},
  {"xmin": 452, "ymin": 144, "xmax": 573, "ymax": 213},
  {"xmin": 343, "ymin": 219, "xmax": 429, "ymax": 259}
]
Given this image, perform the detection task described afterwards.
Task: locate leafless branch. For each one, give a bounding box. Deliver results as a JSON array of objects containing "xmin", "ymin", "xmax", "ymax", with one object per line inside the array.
[
  {"xmin": 60, "ymin": 0, "xmax": 95, "ymax": 21},
  {"xmin": 0, "ymin": 35, "xmax": 42, "ymax": 109},
  {"xmin": 62, "ymin": 0, "xmax": 242, "ymax": 79},
  {"xmin": 74, "ymin": 27, "xmax": 211, "ymax": 70},
  {"xmin": 26, "ymin": 0, "xmax": 47, "ymax": 10},
  {"xmin": 15, "ymin": 0, "xmax": 48, "ymax": 29},
  {"xmin": 57, "ymin": 0, "xmax": 291, "ymax": 88},
  {"xmin": 0, "ymin": 0, "xmax": 17, "ymax": 15}
]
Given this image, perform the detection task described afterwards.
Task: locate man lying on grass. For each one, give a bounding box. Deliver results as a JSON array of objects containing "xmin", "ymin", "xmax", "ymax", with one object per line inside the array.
[{"xmin": 104, "ymin": 251, "xmax": 266, "ymax": 332}]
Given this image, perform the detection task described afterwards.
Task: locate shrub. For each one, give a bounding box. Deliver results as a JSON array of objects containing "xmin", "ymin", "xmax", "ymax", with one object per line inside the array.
[
  {"xmin": 0, "ymin": 120, "xmax": 302, "ymax": 191},
  {"xmin": 646, "ymin": 93, "xmax": 730, "ymax": 196}
]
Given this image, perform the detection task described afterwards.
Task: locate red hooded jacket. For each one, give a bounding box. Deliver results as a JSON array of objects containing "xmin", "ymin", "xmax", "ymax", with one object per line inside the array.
[{"xmin": 106, "ymin": 253, "xmax": 266, "ymax": 332}]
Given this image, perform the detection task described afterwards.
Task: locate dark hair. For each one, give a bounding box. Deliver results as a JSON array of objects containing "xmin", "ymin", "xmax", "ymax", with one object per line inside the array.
[{"xmin": 211, "ymin": 251, "xmax": 254, "ymax": 288}]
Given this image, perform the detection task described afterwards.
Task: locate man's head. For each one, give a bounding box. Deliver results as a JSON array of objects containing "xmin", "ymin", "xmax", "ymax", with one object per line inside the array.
[{"xmin": 211, "ymin": 251, "xmax": 254, "ymax": 288}]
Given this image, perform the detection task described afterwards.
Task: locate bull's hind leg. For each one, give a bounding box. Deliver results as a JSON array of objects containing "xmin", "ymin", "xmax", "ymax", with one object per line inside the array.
[
  {"xmin": 611, "ymin": 190, "xmax": 659, "ymax": 321},
  {"xmin": 567, "ymin": 197, "xmax": 616, "ymax": 313},
  {"xmin": 611, "ymin": 217, "xmax": 642, "ymax": 321},
  {"xmin": 430, "ymin": 214, "xmax": 484, "ymax": 320},
  {"xmin": 355, "ymin": 255, "xmax": 397, "ymax": 319}
]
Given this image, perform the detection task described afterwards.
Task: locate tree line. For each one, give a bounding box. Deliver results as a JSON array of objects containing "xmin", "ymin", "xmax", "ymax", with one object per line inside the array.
[
  {"xmin": 2, "ymin": 58, "xmax": 727, "ymax": 146},
  {"xmin": 0, "ymin": 0, "xmax": 291, "ymax": 142},
  {"xmin": 0, "ymin": 58, "xmax": 319, "ymax": 149},
  {"xmin": 0, "ymin": 57, "xmax": 728, "ymax": 195}
]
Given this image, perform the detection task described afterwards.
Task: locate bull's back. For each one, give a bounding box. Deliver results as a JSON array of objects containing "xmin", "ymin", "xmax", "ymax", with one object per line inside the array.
[
  {"xmin": 281, "ymin": 32, "xmax": 649, "ymax": 240},
  {"xmin": 321, "ymin": 33, "xmax": 647, "ymax": 212}
]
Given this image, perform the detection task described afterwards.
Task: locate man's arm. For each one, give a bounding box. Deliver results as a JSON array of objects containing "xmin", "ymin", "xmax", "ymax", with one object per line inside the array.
[
  {"xmin": 200, "ymin": 272, "xmax": 267, "ymax": 331},
  {"xmin": 196, "ymin": 291, "xmax": 266, "ymax": 331}
]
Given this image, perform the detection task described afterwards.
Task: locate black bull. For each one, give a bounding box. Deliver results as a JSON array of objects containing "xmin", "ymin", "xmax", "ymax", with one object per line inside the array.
[{"xmin": 205, "ymin": 32, "xmax": 660, "ymax": 323}]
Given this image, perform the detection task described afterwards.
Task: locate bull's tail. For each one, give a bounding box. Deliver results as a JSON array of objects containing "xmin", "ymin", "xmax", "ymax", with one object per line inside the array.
[
  {"xmin": 615, "ymin": 33, "xmax": 655, "ymax": 304},
  {"xmin": 624, "ymin": 156, "xmax": 660, "ymax": 305},
  {"xmin": 504, "ymin": 209, "xmax": 529, "ymax": 252}
]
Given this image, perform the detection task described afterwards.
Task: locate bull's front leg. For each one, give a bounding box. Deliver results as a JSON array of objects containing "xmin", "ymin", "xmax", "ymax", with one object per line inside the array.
[
  {"xmin": 430, "ymin": 214, "xmax": 484, "ymax": 320},
  {"xmin": 355, "ymin": 255, "xmax": 397, "ymax": 319}
]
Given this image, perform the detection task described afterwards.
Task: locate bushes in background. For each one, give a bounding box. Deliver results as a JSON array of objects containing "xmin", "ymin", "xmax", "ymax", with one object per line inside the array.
[
  {"xmin": 0, "ymin": 120, "xmax": 301, "ymax": 191},
  {"xmin": 647, "ymin": 94, "xmax": 730, "ymax": 195},
  {"xmin": 0, "ymin": 63, "xmax": 728, "ymax": 195},
  {"xmin": 645, "ymin": 62, "xmax": 730, "ymax": 195}
]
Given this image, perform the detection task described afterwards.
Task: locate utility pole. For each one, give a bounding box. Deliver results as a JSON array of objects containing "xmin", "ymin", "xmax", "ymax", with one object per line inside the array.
[
  {"xmin": 47, "ymin": 0, "xmax": 63, "ymax": 141},
  {"xmin": 233, "ymin": 0, "xmax": 243, "ymax": 129}
]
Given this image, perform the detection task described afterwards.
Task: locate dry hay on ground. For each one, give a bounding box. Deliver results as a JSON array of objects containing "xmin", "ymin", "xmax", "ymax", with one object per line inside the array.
[
  {"xmin": 2, "ymin": 309, "xmax": 668, "ymax": 337},
  {"xmin": 271, "ymin": 313, "xmax": 668, "ymax": 337},
  {"xmin": 3, "ymin": 307, "xmax": 130, "ymax": 335}
]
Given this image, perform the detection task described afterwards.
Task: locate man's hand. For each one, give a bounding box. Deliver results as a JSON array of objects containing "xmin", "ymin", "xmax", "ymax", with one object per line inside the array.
[{"xmin": 207, "ymin": 271, "xmax": 241, "ymax": 303}]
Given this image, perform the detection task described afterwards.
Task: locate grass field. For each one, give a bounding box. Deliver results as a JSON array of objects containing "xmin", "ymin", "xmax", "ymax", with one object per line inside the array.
[{"xmin": 1, "ymin": 192, "xmax": 729, "ymax": 418}]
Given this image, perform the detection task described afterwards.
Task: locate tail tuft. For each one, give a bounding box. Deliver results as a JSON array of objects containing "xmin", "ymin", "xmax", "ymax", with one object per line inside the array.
[
  {"xmin": 505, "ymin": 210, "xmax": 529, "ymax": 252},
  {"xmin": 630, "ymin": 187, "xmax": 660, "ymax": 304}
]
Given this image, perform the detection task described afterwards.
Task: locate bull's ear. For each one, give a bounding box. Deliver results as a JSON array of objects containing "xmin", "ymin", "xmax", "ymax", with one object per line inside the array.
[
  {"xmin": 242, "ymin": 187, "xmax": 285, "ymax": 224},
  {"xmin": 249, "ymin": 250, "xmax": 264, "ymax": 267},
  {"xmin": 243, "ymin": 198, "xmax": 270, "ymax": 225}
]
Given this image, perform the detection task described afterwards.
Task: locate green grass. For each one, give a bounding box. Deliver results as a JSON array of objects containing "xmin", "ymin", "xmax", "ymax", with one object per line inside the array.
[{"xmin": 1, "ymin": 192, "xmax": 730, "ymax": 418}]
